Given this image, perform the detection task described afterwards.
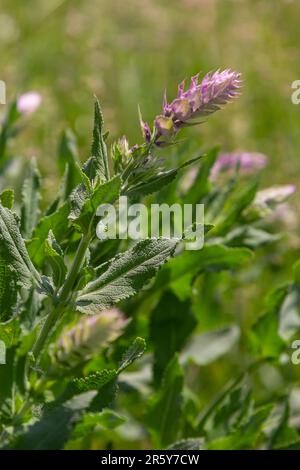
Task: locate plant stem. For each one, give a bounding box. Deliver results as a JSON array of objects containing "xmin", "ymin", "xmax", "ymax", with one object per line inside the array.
[
  {"xmin": 16, "ymin": 228, "xmax": 93, "ymax": 424},
  {"xmin": 32, "ymin": 231, "xmax": 91, "ymax": 362}
]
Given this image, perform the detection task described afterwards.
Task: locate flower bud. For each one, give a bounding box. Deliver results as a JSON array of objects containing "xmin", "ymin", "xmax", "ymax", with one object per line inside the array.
[{"xmin": 55, "ymin": 309, "xmax": 127, "ymax": 367}]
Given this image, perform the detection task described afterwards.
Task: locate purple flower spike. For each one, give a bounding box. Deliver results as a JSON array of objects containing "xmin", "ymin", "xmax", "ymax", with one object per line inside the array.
[
  {"xmin": 154, "ymin": 68, "xmax": 242, "ymax": 143},
  {"xmin": 177, "ymin": 80, "xmax": 186, "ymax": 99},
  {"xmin": 17, "ymin": 91, "xmax": 42, "ymax": 115}
]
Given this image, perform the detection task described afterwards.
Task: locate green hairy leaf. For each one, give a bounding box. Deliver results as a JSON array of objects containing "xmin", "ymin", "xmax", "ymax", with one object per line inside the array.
[
  {"xmin": 118, "ymin": 337, "xmax": 146, "ymax": 373},
  {"xmin": 0, "ymin": 204, "xmax": 41, "ymax": 288},
  {"xmin": 76, "ymin": 238, "xmax": 177, "ymax": 314},
  {"xmin": 72, "ymin": 369, "xmax": 118, "ymax": 394},
  {"xmin": 0, "ymin": 189, "xmax": 14, "ymax": 209},
  {"xmin": 84, "ymin": 97, "xmax": 109, "ymax": 182},
  {"xmin": 69, "ymin": 175, "xmax": 121, "ymax": 232}
]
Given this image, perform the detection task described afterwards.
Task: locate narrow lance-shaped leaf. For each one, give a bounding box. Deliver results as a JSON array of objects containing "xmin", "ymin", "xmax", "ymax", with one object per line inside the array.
[
  {"xmin": 248, "ymin": 284, "xmax": 289, "ymax": 359},
  {"xmin": 183, "ymin": 147, "xmax": 219, "ymax": 204},
  {"xmin": 83, "ymin": 97, "xmax": 109, "ymax": 182},
  {"xmin": 150, "ymin": 292, "xmax": 196, "ymax": 384},
  {"xmin": 212, "ymin": 180, "xmax": 258, "ymax": 236},
  {"xmin": 44, "ymin": 230, "xmax": 67, "ymax": 288},
  {"xmin": 76, "ymin": 238, "xmax": 177, "ymax": 314},
  {"xmin": 205, "ymin": 405, "xmax": 272, "ymax": 450},
  {"xmin": 268, "ymin": 401, "xmax": 300, "ymax": 450},
  {"xmin": 57, "ymin": 129, "xmax": 81, "ymax": 197},
  {"xmin": 20, "ymin": 158, "xmax": 41, "ymax": 239},
  {"xmin": 146, "ymin": 355, "xmax": 184, "ymax": 448}
]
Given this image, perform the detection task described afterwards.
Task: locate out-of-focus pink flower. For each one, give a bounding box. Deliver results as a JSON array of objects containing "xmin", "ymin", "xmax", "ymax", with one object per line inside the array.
[
  {"xmin": 269, "ymin": 203, "xmax": 298, "ymax": 229},
  {"xmin": 17, "ymin": 91, "xmax": 42, "ymax": 115},
  {"xmin": 255, "ymin": 184, "xmax": 296, "ymax": 206},
  {"xmin": 210, "ymin": 152, "xmax": 268, "ymax": 180},
  {"xmin": 245, "ymin": 184, "xmax": 296, "ymax": 220}
]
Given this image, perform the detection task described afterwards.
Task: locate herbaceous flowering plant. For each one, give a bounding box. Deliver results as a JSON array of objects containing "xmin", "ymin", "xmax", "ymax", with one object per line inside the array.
[{"xmin": 0, "ymin": 70, "xmax": 299, "ymax": 450}]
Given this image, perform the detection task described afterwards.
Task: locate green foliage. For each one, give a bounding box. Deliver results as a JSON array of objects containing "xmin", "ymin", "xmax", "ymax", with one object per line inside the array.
[
  {"xmin": 72, "ymin": 370, "xmax": 118, "ymax": 394},
  {"xmin": 0, "ymin": 189, "xmax": 14, "ymax": 209},
  {"xmin": 118, "ymin": 337, "xmax": 146, "ymax": 373},
  {"xmin": 0, "ymin": 79, "xmax": 299, "ymax": 452},
  {"xmin": 0, "ymin": 257, "xmax": 17, "ymax": 322},
  {"xmin": 76, "ymin": 238, "xmax": 177, "ymax": 313},
  {"xmin": 84, "ymin": 97, "xmax": 109, "ymax": 182},
  {"xmin": 0, "ymin": 341, "xmax": 5, "ymax": 364},
  {"xmin": 146, "ymin": 355, "xmax": 184, "ymax": 448},
  {"xmin": 44, "ymin": 231, "xmax": 67, "ymax": 288},
  {"xmin": 181, "ymin": 325, "xmax": 240, "ymax": 366},
  {"xmin": 57, "ymin": 129, "xmax": 81, "ymax": 198},
  {"xmin": 69, "ymin": 175, "xmax": 121, "ymax": 232},
  {"xmin": 71, "ymin": 410, "xmax": 125, "ymax": 439},
  {"xmin": 150, "ymin": 292, "xmax": 196, "ymax": 383},
  {"xmin": 0, "ymin": 205, "xmax": 41, "ymax": 288},
  {"xmin": 183, "ymin": 147, "xmax": 219, "ymax": 204}
]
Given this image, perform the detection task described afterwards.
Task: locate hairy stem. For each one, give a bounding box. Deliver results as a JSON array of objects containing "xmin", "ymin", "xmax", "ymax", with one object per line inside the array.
[
  {"xmin": 32, "ymin": 231, "xmax": 91, "ymax": 361},
  {"xmin": 16, "ymin": 231, "xmax": 92, "ymax": 422}
]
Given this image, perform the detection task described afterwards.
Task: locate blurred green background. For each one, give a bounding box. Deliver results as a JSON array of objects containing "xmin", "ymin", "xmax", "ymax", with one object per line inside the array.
[{"xmin": 1, "ymin": 0, "xmax": 300, "ymax": 193}]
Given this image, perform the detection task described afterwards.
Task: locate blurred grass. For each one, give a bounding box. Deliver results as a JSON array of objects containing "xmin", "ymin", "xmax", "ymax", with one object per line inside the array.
[{"xmin": 1, "ymin": 0, "xmax": 300, "ymax": 192}]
